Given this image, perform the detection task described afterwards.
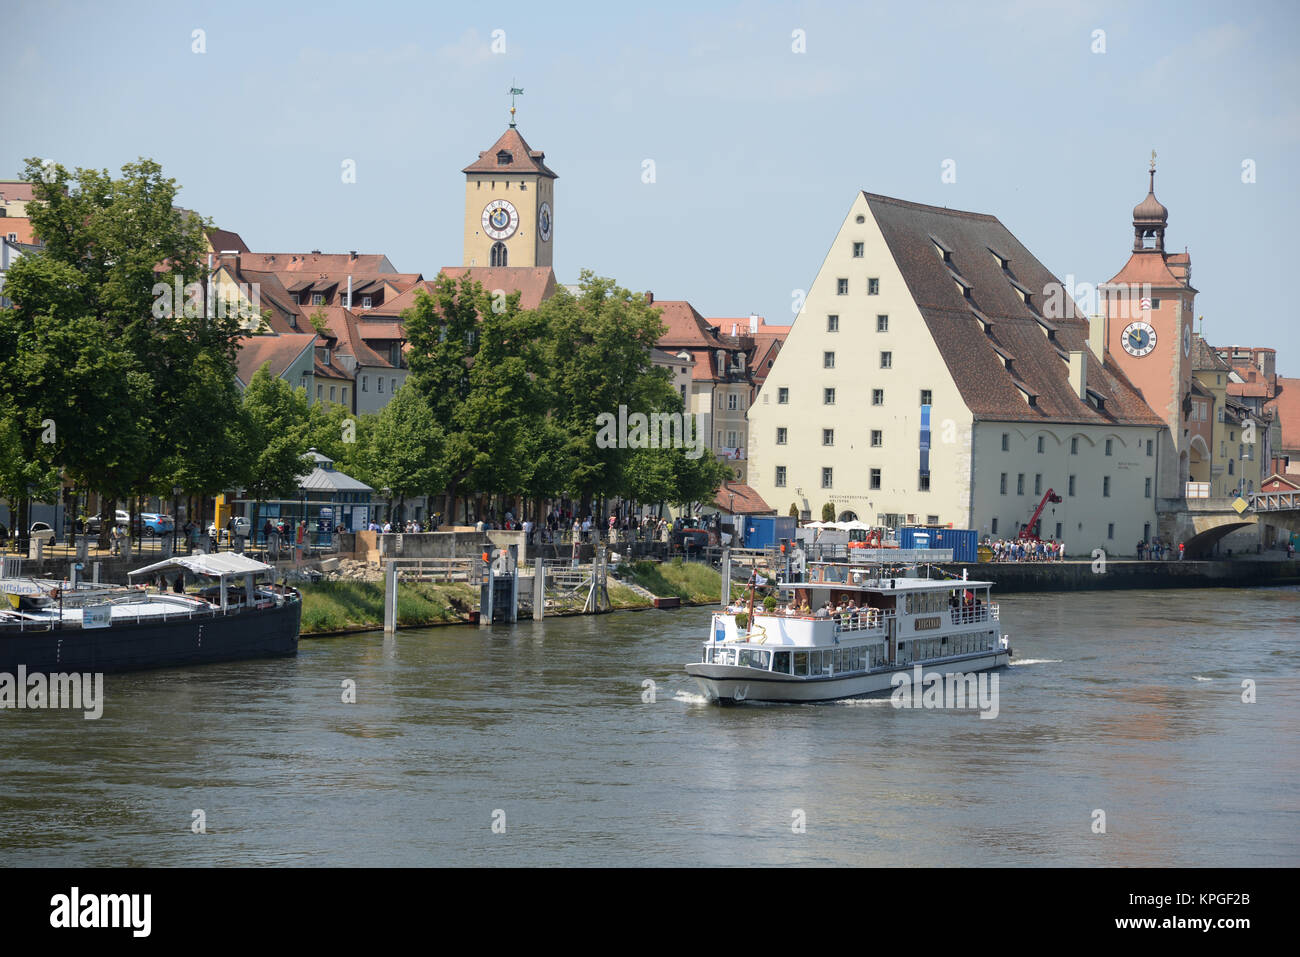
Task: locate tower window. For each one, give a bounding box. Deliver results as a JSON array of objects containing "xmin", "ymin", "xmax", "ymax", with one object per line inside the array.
[
  {"xmin": 497, "ymin": 150, "xmax": 512, "ymax": 165},
  {"xmin": 490, "ymin": 242, "xmax": 508, "ymax": 267}
]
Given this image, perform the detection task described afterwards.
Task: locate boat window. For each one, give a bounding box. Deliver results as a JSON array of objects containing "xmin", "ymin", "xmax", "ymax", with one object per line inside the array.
[
  {"xmin": 774, "ymin": 651, "xmax": 790, "ymax": 674},
  {"xmin": 794, "ymin": 652, "xmax": 809, "ymax": 676}
]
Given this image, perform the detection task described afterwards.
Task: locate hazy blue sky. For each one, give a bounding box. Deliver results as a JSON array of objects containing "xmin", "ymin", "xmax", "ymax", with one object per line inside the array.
[{"xmin": 7, "ymin": 0, "xmax": 1298, "ymax": 370}]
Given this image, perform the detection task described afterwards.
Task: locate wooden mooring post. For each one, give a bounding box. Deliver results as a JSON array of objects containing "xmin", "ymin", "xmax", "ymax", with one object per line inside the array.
[
  {"xmin": 532, "ymin": 555, "xmax": 545, "ymax": 621},
  {"xmin": 383, "ymin": 561, "xmax": 398, "ymax": 634},
  {"xmin": 720, "ymin": 547, "xmax": 731, "ymax": 606}
]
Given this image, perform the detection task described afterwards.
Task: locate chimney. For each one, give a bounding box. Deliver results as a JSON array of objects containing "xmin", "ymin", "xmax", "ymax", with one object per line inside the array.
[
  {"xmin": 346, "ymin": 275, "xmax": 352, "ymax": 310},
  {"xmin": 731, "ymin": 323, "xmax": 738, "ymax": 336},
  {"xmin": 645, "ymin": 291, "xmax": 654, "ymax": 304},
  {"xmin": 749, "ymin": 313, "xmax": 759, "ymax": 333},
  {"xmin": 218, "ymin": 248, "xmax": 240, "ymax": 272},
  {"xmin": 1088, "ymin": 314, "xmax": 1106, "ymax": 360},
  {"xmin": 311, "ymin": 249, "xmax": 322, "ymax": 255},
  {"xmin": 349, "ymin": 250, "xmax": 357, "ymax": 260},
  {"xmin": 1068, "ymin": 349, "xmax": 1088, "ymax": 401}
]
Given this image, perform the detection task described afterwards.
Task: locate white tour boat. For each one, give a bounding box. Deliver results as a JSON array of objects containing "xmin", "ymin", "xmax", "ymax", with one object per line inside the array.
[{"xmin": 685, "ymin": 548, "xmax": 1011, "ymax": 704}]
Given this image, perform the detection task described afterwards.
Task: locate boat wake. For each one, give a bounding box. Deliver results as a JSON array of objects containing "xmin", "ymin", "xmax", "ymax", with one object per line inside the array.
[
  {"xmin": 1010, "ymin": 658, "xmax": 1061, "ymax": 666},
  {"xmin": 1192, "ymin": 675, "xmax": 1213, "ymax": 682},
  {"xmin": 672, "ymin": 690, "xmax": 711, "ymax": 706}
]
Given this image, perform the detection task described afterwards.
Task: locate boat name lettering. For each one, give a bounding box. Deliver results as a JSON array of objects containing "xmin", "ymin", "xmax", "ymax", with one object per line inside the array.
[{"xmin": 914, "ymin": 616, "xmax": 942, "ymax": 631}]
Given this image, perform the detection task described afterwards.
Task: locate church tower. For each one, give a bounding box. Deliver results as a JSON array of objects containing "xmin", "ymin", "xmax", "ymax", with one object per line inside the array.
[
  {"xmin": 1100, "ymin": 155, "xmax": 1198, "ymax": 498},
  {"xmin": 462, "ymin": 116, "xmax": 556, "ymax": 269}
]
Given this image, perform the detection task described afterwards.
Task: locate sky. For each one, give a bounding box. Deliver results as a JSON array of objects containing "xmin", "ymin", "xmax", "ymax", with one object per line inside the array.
[{"xmin": 6, "ymin": 0, "xmax": 1299, "ymax": 371}]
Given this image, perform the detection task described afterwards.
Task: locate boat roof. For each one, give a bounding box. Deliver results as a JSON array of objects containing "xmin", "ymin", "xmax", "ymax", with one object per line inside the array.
[
  {"xmin": 128, "ymin": 553, "xmax": 274, "ymax": 579},
  {"xmin": 780, "ymin": 576, "xmax": 994, "ymax": 591}
]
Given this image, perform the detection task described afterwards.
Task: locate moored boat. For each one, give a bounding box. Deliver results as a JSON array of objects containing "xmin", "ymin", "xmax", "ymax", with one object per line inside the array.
[
  {"xmin": 685, "ymin": 548, "xmax": 1011, "ymax": 704},
  {"xmin": 0, "ymin": 553, "xmax": 301, "ymax": 674}
]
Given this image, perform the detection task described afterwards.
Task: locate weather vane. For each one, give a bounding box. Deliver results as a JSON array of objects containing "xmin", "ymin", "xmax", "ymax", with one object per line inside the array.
[
  {"xmin": 1150, "ymin": 148, "xmax": 1157, "ymax": 171},
  {"xmin": 509, "ymin": 83, "xmax": 524, "ymax": 128}
]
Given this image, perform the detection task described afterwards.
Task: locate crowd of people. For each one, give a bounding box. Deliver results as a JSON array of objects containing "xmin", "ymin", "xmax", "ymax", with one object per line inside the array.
[
  {"xmin": 1136, "ymin": 539, "xmax": 1185, "ymax": 560},
  {"xmin": 985, "ymin": 538, "xmax": 1066, "ymax": 562}
]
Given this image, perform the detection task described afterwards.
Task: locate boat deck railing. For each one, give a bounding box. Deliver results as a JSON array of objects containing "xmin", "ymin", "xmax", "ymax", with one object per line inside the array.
[
  {"xmin": 0, "ymin": 587, "xmax": 299, "ymax": 633},
  {"xmin": 950, "ymin": 603, "xmax": 998, "ymax": 625}
]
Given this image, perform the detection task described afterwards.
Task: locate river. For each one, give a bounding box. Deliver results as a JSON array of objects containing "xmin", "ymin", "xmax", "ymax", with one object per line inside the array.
[{"xmin": 1, "ymin": 587, "xmax": 1296, "ymax": 866}]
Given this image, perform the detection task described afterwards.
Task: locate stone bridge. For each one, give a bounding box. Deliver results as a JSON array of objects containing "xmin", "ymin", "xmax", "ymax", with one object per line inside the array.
[
  {"xmin": 1248, "ymin": 490, "xmax": 1300, "ymax": 536},
  {"xmin": 1158, "ymin": 497, "xmax": 1256, "ymax": 558}
]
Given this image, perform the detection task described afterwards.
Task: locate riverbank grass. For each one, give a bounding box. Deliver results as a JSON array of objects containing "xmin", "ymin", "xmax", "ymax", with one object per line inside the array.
[{"xmin": 299, "ymin": 580, "xmax": 479, "ymax": 634}]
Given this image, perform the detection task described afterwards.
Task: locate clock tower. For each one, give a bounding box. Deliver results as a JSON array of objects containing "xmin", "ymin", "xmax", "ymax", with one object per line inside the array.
[
  {"xmin": 1100, "ymin": 156, "xmax": 1198, "ymax": 497},
  {"xmin": 462, "ymin": 121, "xmax": 557, "ymax": 269}
]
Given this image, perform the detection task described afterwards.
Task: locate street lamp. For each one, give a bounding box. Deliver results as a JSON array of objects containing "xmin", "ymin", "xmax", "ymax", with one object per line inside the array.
[{"xmin": 172, "ymin": 486, "xmax": 182, "ymax": 554}]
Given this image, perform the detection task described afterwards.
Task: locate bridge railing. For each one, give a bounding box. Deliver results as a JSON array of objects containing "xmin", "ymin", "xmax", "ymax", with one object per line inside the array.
[{"xmin": 1249, "ymin": 491, "xmax": 1299, "ymax": 512}]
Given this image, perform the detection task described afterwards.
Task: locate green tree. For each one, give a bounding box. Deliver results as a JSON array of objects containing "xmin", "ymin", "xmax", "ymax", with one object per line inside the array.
[
  {"xmin": 361, "ymin": 384, "xmax": 446, "ymax": 517},
  {"xmin": 821, "ymin": 502, "xmax": 836, "ymax": 522},
  {"xmin": 788, "ymin": 503, "xmax": 799, "ymax": 518},
  {"xmin": 1, "ymin": 157, "xmax": 240, "ymax": 546},
  {"xmin": 240, "ymin": 365, "xmax": 312, "ymax": 541}
]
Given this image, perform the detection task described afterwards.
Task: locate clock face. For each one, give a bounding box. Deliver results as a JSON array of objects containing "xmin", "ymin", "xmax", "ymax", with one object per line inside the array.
[
  {"xmin": 538, "ymin": 202, "xmax": 553, "ymax": 243},
  {"xmin": 482, "ymin": 200, "xmax": 519, "ymax": 240},
  {"xmin": 1183, "ymin": 324, "xmax": 1192, "ymax": 357},
  {"xmin": 1122, "ymin": 321, "xmax": 1157, "ymax": 357}
]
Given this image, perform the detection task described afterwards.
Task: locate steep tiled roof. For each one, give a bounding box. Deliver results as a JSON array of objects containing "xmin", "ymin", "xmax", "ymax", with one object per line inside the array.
[
  {"xmin": 654, "ymin": 300, "xmax": 723, "ymax": 348},
  {"xmin": 434, "ymin": 267, "xmax": 557, "ymax": 310},
  {"xmin": 714, "ymin": 482, "xmax": 774, "ymax": 516},
  {"xmin": 0, "ymin": 181, "xmax": 36, "ymax": 203},
  {"xmin": 243, "ymin": 252, "xmax": 396, "ymax": 275},
  {"xmin": 462, "ymin": 128, "xmax": 558, "ymax": 178},
  {"xmin": 864, "ymin": 192, "xmax": 1165, "ymax": 428},
  {"xmin": 1264, "ymin": 377, "xmax": 1300, "ymax": 452},
  {"xmin": 1191, "ymin": 333, "xmax": 1233, "ymax": 373},
  {"xmin": 206, "ymin": 228, "xmax": 249, "ymax": 254},
  {"xmin": 235, "ymin": 333, "xmax": 316, "ymax": 387}
]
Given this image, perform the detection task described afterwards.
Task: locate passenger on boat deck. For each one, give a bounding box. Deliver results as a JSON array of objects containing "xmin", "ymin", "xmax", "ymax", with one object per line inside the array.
[{"xmin": 798, "ymin": 600, "xmax": 811, "ymax": 615}]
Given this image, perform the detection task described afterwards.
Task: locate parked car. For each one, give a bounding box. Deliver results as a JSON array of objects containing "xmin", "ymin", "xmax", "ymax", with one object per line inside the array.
[
  {"xmin": 208, "ymin": 517, "xmax": 251, "ymax": 540},
  {"xmin": 140, "ymin": 513, "xmax": 174, "ymax": 536},
  {"xmin": 84, "ymin": 510, "xmax": 130, "ymax": 534},
  {"xmin": 29, "ymin": 522, "xmax": 56, "ymax": 542}
]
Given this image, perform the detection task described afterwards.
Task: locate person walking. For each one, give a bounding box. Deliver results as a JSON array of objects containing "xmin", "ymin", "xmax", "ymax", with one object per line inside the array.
[{"xmin": 1178, "ymin": 542, "xmax": 1185, "ymax": 561}]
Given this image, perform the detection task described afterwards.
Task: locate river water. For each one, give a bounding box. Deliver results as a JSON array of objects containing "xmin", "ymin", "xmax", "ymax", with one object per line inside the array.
[{"xmin": 1, "ymin": 587, "xmax": 1296, "ymax": 867}]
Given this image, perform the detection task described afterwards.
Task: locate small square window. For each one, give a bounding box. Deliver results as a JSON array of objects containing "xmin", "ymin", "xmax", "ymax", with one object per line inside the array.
[
  {"xmin": 920, "ymin": 389, "xmax": 932, "ymax": 406},
  {"xmin": 869, "ymin": 469, "xmax": 881, "ymax": 490},
  {"xmin": 871, "ymin": 430, "xmax": 882, "ymax": 447},
  {"xmin": 776, "ymin": 428, "xmax": 787, "ymax": 445},
  {"xmin": 775, "ymin": 466, "xmax": 787, "ymax": 487},
  {"xmin": 822, "ymin": 468, "xmax": 833, "ymax": 489},
  {"xmin": 867, "ymin": 278, "xmax": 879, "ymax": 295},
  {"xmin": 872, "ymin": 389, "xmax": 884, "ymax": 406},
  {"xmin": 778, "ymin": 387, "xmax": 789, "ymax": 404},
  {"xmin": 824, "ymin": 351, "xmax": 835, "ymax": 369},
  {"xmin": 880, "ymin": 352, "xmax": 892, "ymax": 369},
  {"xmin": 919, "ymin": 472, "xmax": 930, "ymax": 492},
  {"xmin": 837, "ymin": 278, "xmax": 848, "ymax": 295},
  {"xmin": 852, "ymin": 242, "xmax": 864, "ymax": 258},
  {"xmin": 822, "ymin": 429, "xmax": 834, "ymax": 446},
  {"xmin": 827, "ymin": 314, "xmax": 839, "ymax": 332},
  {"xmin": 876, "ymin": 314, "xmax": 888, "ymax": 332},
  {"xmin": 824, "ymin": 388, "xmax": 835, "ymax": 405}
]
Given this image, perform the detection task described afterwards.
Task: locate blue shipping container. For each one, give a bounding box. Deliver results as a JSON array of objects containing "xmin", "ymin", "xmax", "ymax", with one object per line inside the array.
[
  {"xmin": 900, "ymin": 527, "xmax": 977, "ymax": 563},
  {"xmin": 744, "ymin": 515, "xmax": 797, "ymax": 550}
]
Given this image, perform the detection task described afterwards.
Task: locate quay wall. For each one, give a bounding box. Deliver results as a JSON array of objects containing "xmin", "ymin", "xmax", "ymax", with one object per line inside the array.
[{"xmin": 938, "ymin": 559, "xmax": 1300, "ymax": 594}]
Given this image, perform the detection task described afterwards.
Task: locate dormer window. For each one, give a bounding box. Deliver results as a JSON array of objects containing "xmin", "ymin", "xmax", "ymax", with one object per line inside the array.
[
  {"xmin": 930, "ymin": 234, "xmax": 953, "ymax": 263},
  {"xmin": 949, "ymin": 270, "xmax": 972, "ymax": 299},
  {"xmin": 497, "ymin": 150, "xmax": 512, "ymax": 165},
  {"xmin": 988, "ymin": 246, "xmax": 1010, "ymax": 270}
]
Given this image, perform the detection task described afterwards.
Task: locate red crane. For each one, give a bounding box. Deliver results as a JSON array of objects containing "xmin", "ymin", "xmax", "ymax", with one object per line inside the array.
[{"xmin": 1019, "ymin": 489, "xmax": 1062, "ymax": 540}]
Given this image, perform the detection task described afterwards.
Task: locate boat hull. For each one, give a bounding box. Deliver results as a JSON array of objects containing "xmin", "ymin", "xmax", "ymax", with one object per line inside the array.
[
  {"xmin": 686, "ymin": 650, "xmax": 1011, "ymax": 704},
  {"xmin": 0, "ymin": 600, "xmax": 302, "ymax": 674}
]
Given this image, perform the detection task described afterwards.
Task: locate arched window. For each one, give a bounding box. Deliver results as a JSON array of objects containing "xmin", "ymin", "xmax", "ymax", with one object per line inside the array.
[{"xmin": 490, "ymin": 242, "xmax": 507, "ymax": 267}]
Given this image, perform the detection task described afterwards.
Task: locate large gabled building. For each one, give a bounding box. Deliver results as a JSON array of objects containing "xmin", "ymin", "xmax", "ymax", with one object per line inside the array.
[{"xmin": 748, "ymin": 190, "xmax": 1164, "ymax": 552}]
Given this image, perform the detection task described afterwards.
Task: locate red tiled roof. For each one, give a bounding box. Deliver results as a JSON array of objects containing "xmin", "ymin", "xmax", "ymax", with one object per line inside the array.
[
  {"xmin": 1104, "ymin": 250, "xmax": 1191, "ymax": 290},
  {"xmin": 713, "ymin": 482, "xmax": 774, "ymax": 516},
  {"xmin": 864, "ymin": 192, "xmax": 1165, "ymax": 428},
  {"xmin": 243, "ymin": 252, "xmax": 396, "ymax": 275},
  {"xmin": 235, "ymin": 333, "xmax": 316, "ymax": 387},
  {"xmin": 206, "ymin": 228, "xmax": 249, "ymax": 254},
  {"xmin": 434, "ymin": 266, "xmax": 557, "ymax": 310},
  {"xmin": 1264, "ymin": 377, "xmax": 1300, "ymax": 453},
  {"xmin": 0, "ymin": 181, "xmax": 36, "ymax": 203},
  {"xmin": 462, "ymin": 128, "xmax": 558, "ymax": 178},
  {"xmin": 0, "ymin": 218, "xmax": 37, "ymax": 244}
]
